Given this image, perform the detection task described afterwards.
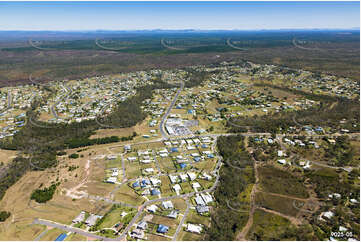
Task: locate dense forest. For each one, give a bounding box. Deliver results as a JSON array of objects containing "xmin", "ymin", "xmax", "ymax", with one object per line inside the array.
[{"xmin": 206, "ymin": 135, "xmax": 254, "ymax": 240}]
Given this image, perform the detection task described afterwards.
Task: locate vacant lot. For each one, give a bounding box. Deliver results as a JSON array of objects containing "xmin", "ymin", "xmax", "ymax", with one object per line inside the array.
[
  {"xmin": 255, "ymin": 191, "xmax": 299, "ymax": 217},
  {"xmin": 247, "ymin": 209, "xmax": 292, "ymax": 240},
  {"xmin": 258, "ymin": 165, "xmax": 309, "ymax": 199}
]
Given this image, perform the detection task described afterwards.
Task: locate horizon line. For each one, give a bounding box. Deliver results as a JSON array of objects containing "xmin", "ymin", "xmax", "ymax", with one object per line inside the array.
[{"xmin": 0, "ymin": 27, "xmax": 359, "ymax": 32}]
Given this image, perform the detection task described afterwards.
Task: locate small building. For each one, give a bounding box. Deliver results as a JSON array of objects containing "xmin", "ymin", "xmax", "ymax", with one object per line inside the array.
[
  {"xmin": 106, "ymin": 177, "xmax": 117, "ymax": 184},
  {"xmin": 85, "ymin": 214, "xmax": 102, "ymax": 227},
  {"xmin": 192, "ymin": 182, "xmax": 201, "ymax": 191},
  {"xmin": 72, "ymin": 211, "xmax": 86, "ymax": 224},
  {"xmin": 137, "ymin": 221, "xmax": 148, "ymax": 230},
  {"xmin": 169, "ymin": 174, "xmax": 178, "ymax": 183},
  {"xmin": 167, "ymin": 210, "xmax": 178, "ymax": 219},
  {"xmin": 132, "ymin": 181, "xmax": 140, "ymax": 188},
  {"xmin": 173, "ymin": 184, "xmax": 181, "ymax": 194},
  {"xmin": 128, "ymin": 157, "xmax": 137, "ymax": 162},
  {"xmin": 147, "ymin": 204, "xmax": 158, "ymax": 213},
  {"xmin": 321, "ymin": 211, "xmax": 334, "ymax": 220},
  {"xmin": 200, "ymin": 193, "xmax": 213, "ymax": 204},
  {"xmin": 162, "ymin": 200, "xmax": 174, "ymax": 210},
  {"xmin": 179, "ymin": 173, "xmax": 188, "ymax": 182},
  {"xmin": 151, "ymin": 188, "xmax": 161, "ymax": 196},
  {"xmin": 124, "ymin": 145, "xmax": 131, "ymax": 152},
  {"xmin": 107, "ymin": 154, "xmax": 117, "ymax": 160},
  {"xmin": 157, "ymin": 224, "xmax": 169, "ymax": 234},
  {"xmin": 195, "ymin": 195, "xmax": 206, "ymax": 206},
  {"xmin": 150, "ymin": 177, "xmax": 161, "ymax": 186},
  {"xmin": 130, "ymin": 229, "xmax": 145, "ymax": 239},
  {"xmin": 187, "ymin": 172, "xmax": 197, "ymax": 181},
  {"xmin": 186, "ymin": 224, "xmax": 202, "ymax": 234},
  {"xmin": 196, "ymin": 205, "xmax": 209, "ymax": 214}
]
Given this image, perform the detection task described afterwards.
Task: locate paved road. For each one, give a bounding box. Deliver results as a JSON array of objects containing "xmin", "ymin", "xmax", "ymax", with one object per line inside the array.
[
  {"xmin": 33, "ymin": 228, "xmax": 48, "ymax": 241},
  {"xmin": 121, "ymin": 154, "xmax": 126, "ymax": 181},
  {"xmin": 172, "ymin": 199, "xmax": 190, "ymax": 241},
  {"xmin": 160, "ymin": 38, "xmax": 186, "ymax": 51},
  {"xmin": 51, "ymin": 83, "xmax": 72, "ymax": 120},
  {"xmin": 226, "ymin": 38, "xmax": 248, "ymax": 51},
  {"xmin": 159, "ymin": 81, "xmax": 184, "ymax": 139},
  {"xmin": 0, "ymin": 90, "xmax": 12, "ymax": 115},
  {"xmin": 7, "ymin": 90, "xmax": 12, "ymax": 109},
  {"xmin": 33, "ymin": 218, "xmax": 112, "ymax": 241}
]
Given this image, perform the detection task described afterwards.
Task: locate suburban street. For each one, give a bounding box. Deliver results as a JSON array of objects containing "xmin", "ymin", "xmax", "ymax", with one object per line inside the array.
[{"xmin": 159, "ymin": 81, "xmax": 184, "ymax": 139}]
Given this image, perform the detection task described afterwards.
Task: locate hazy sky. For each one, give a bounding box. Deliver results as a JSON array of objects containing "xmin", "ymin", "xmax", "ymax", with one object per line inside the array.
[{"xmin": 0, "ymin": 1, "xmax": 359, "ymax": 30}]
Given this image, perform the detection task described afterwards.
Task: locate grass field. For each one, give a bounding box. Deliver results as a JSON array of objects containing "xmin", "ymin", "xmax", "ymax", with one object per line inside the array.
[
  {"xmin": 64, "ymin": 232, "xmax": 88, "ymax": 241},
  {"xmin": 185, "ymin": 209, "xmax": 211, "ymax": 227},
  {"xmin": 255, "ymin": 191, "xmax": 299, "ymax": 217},
  {"xmin": 246, "ymin": 209, "xmax": 292, "ymax": 240},
  {"xmin": 177, "ymin": 230, "xmax": 204, "ymax": 241},
  {"xmin": 114, "ymin": 184, "xmax": 145, "ymax": 206},
  {"xmin": 39, "ymin": 228, "xmax": 65, "ymax": 241},
  {"xmin": 258, "ymin": 165, "xmax": 309, "ymax": 199}
]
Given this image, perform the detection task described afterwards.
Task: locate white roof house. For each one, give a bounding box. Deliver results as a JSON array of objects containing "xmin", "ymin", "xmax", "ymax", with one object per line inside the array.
[
  {"xmin": 106, "ymin": 177, "xmax": 117, "ymax": 183},
  {"xmin": 179, "ymin": 173, "xmax": 188, "ymax": 182},
  {"xmin": 187, "ymin": 224, "xmax": 202, "ymax": 234},
  {"xmin": 162, "ymin": 201, "xmax": 174, "ymax": 210},
  {"xmin": 169, "ymin": 174, "xmax": 178, "ymax": 184},
  {"xmin": 85, "ymin": 214, "xmax": 102, "ymax": 227},
  {"xmin": 72, "ymin": 211, "xmax": 86, "ymax": 224},
  {"xmin": 200, "ymin": 193, "xmax": 213, "ymax": 204},
  {"xmin": 321, "ymin": 211, "xmax": 335, "ymax": 220},
  {"xmin": 147, "ymin": 204, "xmax": 158, "ymax": 213},
  {"xmin": 144, "ymin": 168, "xmax": 154, "ymax": 173},
  {"xmin": 173, "ymin": 184, "xmax": 181, "ymax": 194},
  {"xmin": 195, "ymin": 195, "xmax": 206, "ymax": 206},
  {"xmin": 192, "ymin": 182, "xmax": 201, "ymax": 191},
  {"xmin": 128, "ymin": 157, "xmax": 137, "ymax": 161},
  {"xmin": 187, "ymin": 172, "xmax": 197, "ymax": 181},
  {"xmin": 150, "ymin": 177, "xmax": 161, "ymax": 186}
]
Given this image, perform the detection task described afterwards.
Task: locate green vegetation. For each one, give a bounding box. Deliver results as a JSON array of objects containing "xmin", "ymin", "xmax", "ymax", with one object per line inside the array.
[
  {"xmin": 247, "ymin": 209, "xmax": 317, "ymax": 240},
  {"xmin": 206, "ymin": 135, "xmax": 254, "ymax": 240},
  {"xmin": 324, "ymin": 136, "xmax": 357, "ymax": 166},
  {"xmin": 255, "ymin": 192, "xmax": 299, "ymax": 217},
  {"xmin": 65, "ymin": 133, "xmax": 137, "ymax": 149},
  {"xmin": 228, "ymin": 88, "xmax": 359, "ymax": 134},
  {"xmin": 0, "ymin": 211, "xmax": 11, "ymax": 222},
  {"xmin": 30, "ymin": 183, "xmax": 59, "ymax": 203},
  {"xmin": 258, "ymin": 165, "xmax": 309, "ymax": 199},
  {"xmin": 305, "ymin": 168, "xmax": 359, "ymax": 200},
  {"xmin": 0, "ymin": 78, "xmax": 174, "ymax": 201},
  {"xmin": 68, "ymin": 153, "xmax": 79, "ymax": 159},
  {"xmin": 91, "ymin": 204, "xmax": 136, "ymax": 232}
]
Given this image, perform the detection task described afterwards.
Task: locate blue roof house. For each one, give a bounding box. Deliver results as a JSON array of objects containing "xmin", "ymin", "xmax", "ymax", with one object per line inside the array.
[
  {"xmin": 157, "ymin": 224, "xmax": 169, "ymax": 234},
  {"xmin": 132, "ymin": 181, "xmax": 140, "ymax": 188},
  {"xmin": 151, "ymin": 189, "xmax": 161, "ymax": 196},
  {"xmin": 193, "ymin": 157, "xmax": 201, "ymax": 162}
]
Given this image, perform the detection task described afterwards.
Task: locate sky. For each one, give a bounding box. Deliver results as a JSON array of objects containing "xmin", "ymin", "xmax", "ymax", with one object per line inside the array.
[{"xmin": 0, "ymin": 1, "xmax": 359, "ymax": 31}]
